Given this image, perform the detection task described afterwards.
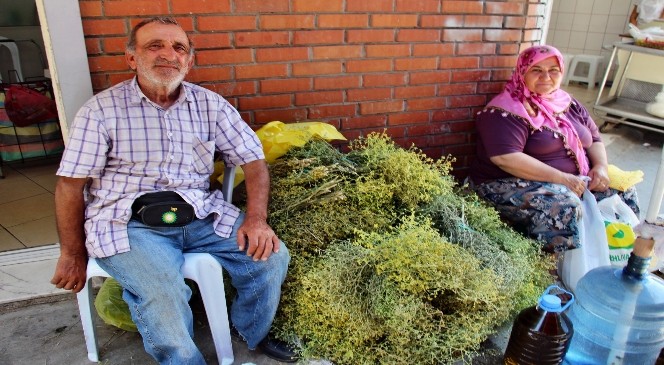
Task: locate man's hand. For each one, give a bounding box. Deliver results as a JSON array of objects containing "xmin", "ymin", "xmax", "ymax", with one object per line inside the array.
[
  {"xmin": 237, "ymin": 215, "xmax": 281, "ymax": 261},
  {"xmin": 50, "ymin": 251, "xmax": 88, "ymax": 293}
]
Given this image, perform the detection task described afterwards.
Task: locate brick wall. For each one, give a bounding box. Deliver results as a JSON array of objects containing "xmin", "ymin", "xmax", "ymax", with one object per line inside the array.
[{"xmin": 78, "ymin": 0, "xmax": 548, "ymax": 179}]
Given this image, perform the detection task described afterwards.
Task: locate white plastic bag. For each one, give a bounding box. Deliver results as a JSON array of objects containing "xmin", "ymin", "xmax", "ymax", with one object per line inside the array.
[
  {"xmin": 559, "ymin": 190, "xmax": 611, "ymax": 293},
  {"xmin": 597, "ymin": 194, "xmax": 640, "ymax": 267}
]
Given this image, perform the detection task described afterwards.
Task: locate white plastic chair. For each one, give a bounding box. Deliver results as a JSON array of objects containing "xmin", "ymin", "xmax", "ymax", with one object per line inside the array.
[{"xmin": 76, "ymin": 166, "xmax": 237, "ymax": 364}]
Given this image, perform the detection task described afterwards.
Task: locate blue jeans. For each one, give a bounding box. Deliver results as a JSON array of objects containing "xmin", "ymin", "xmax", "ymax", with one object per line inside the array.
[{"xmin": 96, "ymin": 213, "xmax": 290, "ymax": 364}]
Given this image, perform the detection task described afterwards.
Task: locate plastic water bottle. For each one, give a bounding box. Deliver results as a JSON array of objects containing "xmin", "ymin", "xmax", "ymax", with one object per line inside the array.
[
  {"xmin": 564, "ymin": 237, "xmax": 664, "ymax": 365},
  {"xmin": 503, "ymin": 285, "xmax": 574, "ymax": 365}
]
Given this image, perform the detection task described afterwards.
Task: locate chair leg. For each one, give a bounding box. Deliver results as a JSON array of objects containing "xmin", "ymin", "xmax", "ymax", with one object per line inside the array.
[
  {"xmin": 184, "ymin": 254, "xmax": 234, "ymax": 365},
  {"xmin": 76, "ymin": 277, "xmax": 100, "ymax": 362}
]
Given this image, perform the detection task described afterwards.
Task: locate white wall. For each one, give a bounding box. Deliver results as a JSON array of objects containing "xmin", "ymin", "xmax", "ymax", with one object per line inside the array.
[{"xmin": 547, "ymin": 0, "xmax": 636, "ymax": 57}]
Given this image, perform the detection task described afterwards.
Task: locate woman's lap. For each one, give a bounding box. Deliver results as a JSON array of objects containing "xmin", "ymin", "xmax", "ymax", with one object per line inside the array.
[{"xmin": 475, "ymin": 178, "xmax": 639, "ymax": 253}]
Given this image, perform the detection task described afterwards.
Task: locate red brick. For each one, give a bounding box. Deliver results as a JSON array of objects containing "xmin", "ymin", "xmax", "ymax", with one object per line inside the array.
[
  {"xmin": 371, "ymin": 14, "xmax": 419, "ymax": 28},
  {"xmin": 343, "ymin": 115, "xmax": 387, "ymax": 129},
  {"xmin": 448, "ymin": 95, "xmax": 486, "ymax": 108},
  {"xmin": 313, "ymin": 45, "xmax": 363, "ymax": 60},
  {"xmin": 458, "ymin": 43, "xmax": 496, "ymax": 55},
  {"xmin": 309, "ymin": 105, "xmax": 356, "ymax": 118},
  {"xmin": 525, "ymin": 16, "xmax": 539, "ymax": 28},
  {"xmin": 347, "ymin": 29, "xmax": 395, "ymax": 43},
  {"xmin": 408, "ymin": 122, "xmax": 452, "ymax": 136},
  {"xmin": 438, "ymin": 83, "xmax": 477, "ymax": 96},
  {"xmin": 198, "ymin": 16, "xmax": 257, "ymax": 32},
  {"xmin": 235, "ymin": 32, "xmax": 290, "ymax": 47},
  {"xmin": 173, "ymin": 17, "xmax": 194, "ymax": 32},
  {"xmin": 394, "ymin": 85, "xmax": 436, "ymax": 99},
  {"xmin": 256, "ymin": 47, "xmax": 309, "ymax": 62},
  {"xmin": 395, "ymin": 58, "xmax": 437, "ymax": 71},
  {"xmin": 432, "ymin": 108, "xmax": 471, "ymax": 122},
  {"xmin": 79, "ymin": 1, "xmax": 102, "ymax": 17},
  {"xmin": 442, "ymin": 1, "xmax": 483, "ymax": 14},
  {"xmin": 293, "ymin": 61, "xmax": 342, "ymax": 76},
  {"xmin": 482, "ymin": 55, "xmax": 518, "ymax": 68},
  {"xmin": 407, "ymin": 97, "xmax": 445, "ymax": 111},
  {"xmin": 260, "ymin": 15, "xmax": 316, "ymax": 30},
  {"xmin": 421, "ymin": 15, "xmax": 463, "ymax": 28},
  {"xmin": 523, "ymin": 30, "xmax": 540, "ymax": 42},
  {"xmin": 295, "ymin": 91, "xmax": 344, "ymax": 105},
  {"xmin": 410, "ymin": 71, "xmax": 451, "ymax": 85},
  {"xmin": 314, "ymin": 76, "xmax": 361, "ymax": 90},
  {"xmin": 239, "ymin": 95, "xmax": 292, "ymax": 110},
  {"xmin": 293, "ymin": 0, "xmax": 343, "ymax": 12},
  {"xmin": 88, "ymin": 55, "xmax": 128, "ymax": 72},
  {"xmin": 186, "ymin": 67, "xmax": 233, "ymax": 82},
  {"xmin": 396, "ymin": 0, "xmax": 440, "ymax": 13},
  {"xmin": 505, "ymin": 16, "xmax": 526, "ymax": 29},
  {"xmin": 85, "ymin": 38, "xmax": 102, "ymax": 55},
  {"xmin": 347, "ymin": 88, "xmax": 392, "ymax": 102},
  {"xmin": 196, "ymin": 49, "xmax": 253, "ymax": 66},
  {"xmin": 234, "ymin": 0, "xmax": 289, "ymax": 13},
  {"xmin": 477, "ymin": 82, "xmax": 502, "ymax": 95},
  {"xmin": 318, "ymin": 14, "xmax": 369, "ymax": 28},
  {"xmin": 346, "ymin": 59, "xmax": 392, "ymax": 73},
  {"xmin": 499, "ymin": 43, "xmax": 520, "ymax": 55},
  {"xmin": 465, "ymin": 15, "xmax": 504, "ymax": 28},
  {"xmin": 261, "ymin": 78, "xmax": 313, "ymax": 93},
  {"xmin": 104, "ymin": 0, "xmax": 168, "ymax": 16},
  {"xmin": 441, "ymin": 29, "xmax": 482, "ymax": 42},
  {"xmin": 439, "ymin": 56, "xmax": 479, "ymax": 69},
  {"xmin": 363, "ymin": 73, "xmax": 407, "ymax": 87},
  {"xmin": 206, "ymin": 81, "xmax": 257, "ymax": 96},
  {"xmin": 493, "ymin": 69, "xmax": 513, "ymax": 81},
  {"xmin": 293, "ymin": 30, "xmax": 345, "ymax": 45},
  {"xmin": 366, "ymin": 44, "xmax": 411, "ymax": 58},
  {"xmin": 447, "ymin": 120, "xmax": 475, "ymax": 133},
  {"xmin": 346, "ymin": 0, "xmax": 393, "ymax": 12},
  {"xmin": 360, "ymin": 101, "xmax": 403, "ymax": 115},
  {"xmin": 450, "ymin": 71, "xmax": 490, "ymax": 83},
  {"xmin": 254, "ymin": 108, "xmax": 309, "ymax": 123},
  {"xmin": 90, "ymin": 73, "xmax": 109, "ymax": 91},
  {"xmin": 412, "ymin": 43, "xmax": 454, "ymax": 57},
  {"xmin": 172, "ymin": 0, "xmax": 230, "ymax": 14},
  {"xmin": 528, "ymin": 3, "xmax": 546, "ymax": 16},
  {"xmin": 102, "ymin": 37, "xmax": 127, "ymax": 54},
  {"xmin": 189, "ymin": 34, "xmax": 232, "ymax": 50},
  {"xmin": 397, "ymin": 29, "xmax": 440, "ymax": 42},
  {"xmin": 235, "ymin": 64, "xmax": 288, "ymax": 79},
  {"xmin": 82, "ymin": 19, "xmax": 127, "ymax": 36},
  {"xmin": 484, "ymin": 29, "xmax": 522, "ymax": 42},
  {"xmin": 108, "ymin": 72, "xmax": 134, "ymax": 86},
  {"xmin": 389, "ymin": 112, "xmax": 431, "ymax": 126}
]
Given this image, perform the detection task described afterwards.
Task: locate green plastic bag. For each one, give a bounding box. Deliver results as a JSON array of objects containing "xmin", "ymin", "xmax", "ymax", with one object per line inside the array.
[{"xmin": 94, "ymin": 278, "xmax": 138, "ymax": 332}]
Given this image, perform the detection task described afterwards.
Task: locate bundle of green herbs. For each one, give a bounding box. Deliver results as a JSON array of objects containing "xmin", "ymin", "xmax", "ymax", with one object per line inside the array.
[{"xmin": 263, "ymin": 133, "xmax": 553, "ymax": 364}]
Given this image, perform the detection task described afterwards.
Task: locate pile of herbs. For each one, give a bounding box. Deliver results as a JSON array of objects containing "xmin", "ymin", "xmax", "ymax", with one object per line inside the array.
[{"xmin": 261, "ymin": 133, "xmax": 553, "ymax": 364}]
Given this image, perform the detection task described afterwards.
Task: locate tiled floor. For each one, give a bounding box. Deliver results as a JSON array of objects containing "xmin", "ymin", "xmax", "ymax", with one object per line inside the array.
[{"xmin": 0, "ymin": 156, "xmax": 60, "ymax": 253}]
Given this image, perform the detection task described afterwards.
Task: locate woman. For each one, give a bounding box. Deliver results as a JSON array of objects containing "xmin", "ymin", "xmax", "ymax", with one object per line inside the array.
[{"xmin": 469, "ymin": 45, "xmax": 639, "ymax": 253}]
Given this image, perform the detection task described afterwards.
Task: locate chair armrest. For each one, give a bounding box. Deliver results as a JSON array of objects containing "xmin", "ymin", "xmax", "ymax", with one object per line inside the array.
[{"xmin": 221, "ymin": 166, "xmax": 236, "ymax": 203}]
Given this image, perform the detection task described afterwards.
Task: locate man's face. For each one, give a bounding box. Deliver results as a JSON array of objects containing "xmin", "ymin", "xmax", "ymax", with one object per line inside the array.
[{"xmin": 126, "ymin": 22, "xmax": 194, "ymax": 90}]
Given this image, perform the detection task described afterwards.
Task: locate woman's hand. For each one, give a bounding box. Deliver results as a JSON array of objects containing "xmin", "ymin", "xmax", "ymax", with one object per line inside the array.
[
  {"xmin": 587, "ymin": 164, "xmax": 610, "ymax": 192},
  {"xmin": 559, "ymin": 172, "xmax": 587, "ymax": 197}
]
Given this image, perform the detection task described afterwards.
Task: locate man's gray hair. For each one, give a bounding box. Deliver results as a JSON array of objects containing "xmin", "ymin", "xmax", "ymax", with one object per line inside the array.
[{"xmin": 126, "ymin": 16, "xmax": 194, "ymax": 55}]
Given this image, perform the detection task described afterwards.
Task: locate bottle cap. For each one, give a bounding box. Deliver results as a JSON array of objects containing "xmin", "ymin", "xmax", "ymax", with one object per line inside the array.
[{"xmin": 539, "ymin": 294, "xmax": 562, "ymax": 312}]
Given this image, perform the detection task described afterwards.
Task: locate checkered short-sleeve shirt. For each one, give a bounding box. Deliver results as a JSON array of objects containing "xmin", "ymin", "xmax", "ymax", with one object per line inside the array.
[{"xmin": 57, "ymin": 78, "xmax": 265, "ymax": 258}]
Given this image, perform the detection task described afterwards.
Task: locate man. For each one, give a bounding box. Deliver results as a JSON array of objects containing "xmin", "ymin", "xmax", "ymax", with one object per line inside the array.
[{"xmin": 50, "ymin": 16, "xmax": 296, "ymax": 364}]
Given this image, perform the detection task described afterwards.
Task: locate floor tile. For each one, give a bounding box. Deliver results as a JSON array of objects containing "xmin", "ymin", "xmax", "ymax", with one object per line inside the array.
[
  {"xmin": 30, "ymin": 173, "xmax": 58, "ymax": 193},
  {"xmin": 6, "ymin": 216, "xmax": 58, "ymax": 248},
  {"xmin": 0, "ymin": 193, "xmax": 55, "ymax": 227},
  {"xmin": 0, "ymin": 169, "xmax": 49, "ymax": 205},
  {"xmin": 0, "ymin": 227, "xmax": 24, "ymax": 252}
]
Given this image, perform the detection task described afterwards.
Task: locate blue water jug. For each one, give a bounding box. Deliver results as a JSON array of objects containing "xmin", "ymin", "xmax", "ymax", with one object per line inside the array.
[
  {"xmin": 564, "ymin": 238, "xmax": 664, "ymax": 364},
  {"xmin": 503, "ymin": 285, "xmax": 574, "ymax": 365}
]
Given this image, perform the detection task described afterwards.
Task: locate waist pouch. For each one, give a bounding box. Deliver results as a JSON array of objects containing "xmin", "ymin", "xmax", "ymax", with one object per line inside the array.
[{"xmin": 131, "ymin": 191, "xmax": 195, "ymax": 227}]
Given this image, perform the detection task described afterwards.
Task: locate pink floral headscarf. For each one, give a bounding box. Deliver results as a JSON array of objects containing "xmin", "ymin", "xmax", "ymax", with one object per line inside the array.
[{"xmin": 488, "ymin": 45, "xmax": 589, "ymax": 175}]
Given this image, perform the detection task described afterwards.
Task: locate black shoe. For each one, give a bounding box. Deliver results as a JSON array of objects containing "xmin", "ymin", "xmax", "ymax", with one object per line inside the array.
[{"xmin": 257, "ymin": 334, "xmax": 299, "ymax": 363}]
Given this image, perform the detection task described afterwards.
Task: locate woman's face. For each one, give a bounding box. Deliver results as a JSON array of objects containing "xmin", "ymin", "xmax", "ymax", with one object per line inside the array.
[{"xmin": 523, "ymin": 56, "xmax": 562, "ymax": 95}]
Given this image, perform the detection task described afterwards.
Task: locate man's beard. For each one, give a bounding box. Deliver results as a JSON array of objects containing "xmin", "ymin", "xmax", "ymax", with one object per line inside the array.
[{"xmin": 136, "ymin": 57, "xmax": 188, "ymax": 91}]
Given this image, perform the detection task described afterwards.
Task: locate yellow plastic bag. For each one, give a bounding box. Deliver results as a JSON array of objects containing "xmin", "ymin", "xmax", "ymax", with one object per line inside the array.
[
  {"xmin": 215, "ymin": 121, "xmax": 346, "ymax": 186},
  {"xmin": 607, "ymin": 164, "xmax": 644, "ymax": 191},
  {"xmin": 94, "ymin": 278, "xmax": 138, "ymax": 332}
]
